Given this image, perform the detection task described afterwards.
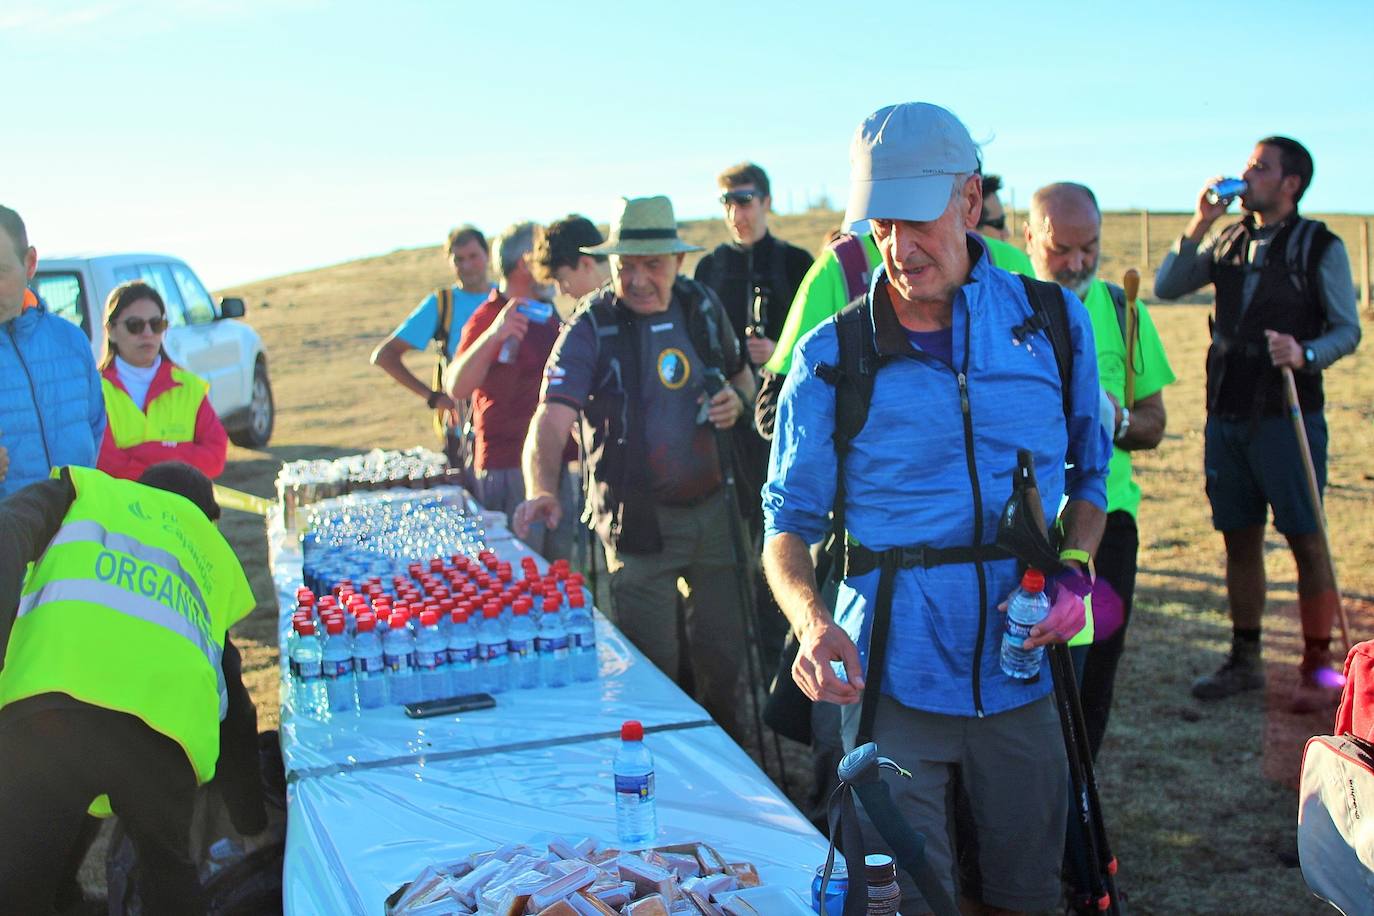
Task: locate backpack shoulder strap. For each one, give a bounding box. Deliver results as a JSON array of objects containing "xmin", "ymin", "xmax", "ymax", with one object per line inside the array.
[
  {"xmin": 1286, "ymin": 217, "xmax": 1336, "ymax": 308},
  {"xmin": 433, "ymin": 286, "xmax": 454, "ymax": 351},
  {"xmin": 1016, "ymin": 274, "xmax": 1075, "ymax": 424},
  {"xmin": 1105, "ymin": 281, "xmax": 1128, "ymax": 344},
  {"xmin": 829, "ymin": 234, "xmax": 872, "ymax": 303},
  {"xmin": 677, "ymin": 277, "xmax": 727, "ymax": 371}
]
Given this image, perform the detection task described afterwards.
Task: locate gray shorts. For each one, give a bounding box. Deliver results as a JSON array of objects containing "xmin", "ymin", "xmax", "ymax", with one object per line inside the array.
[{"xmin": 841, "ymin": 693, "xmax": 1067, "ymax": 912}]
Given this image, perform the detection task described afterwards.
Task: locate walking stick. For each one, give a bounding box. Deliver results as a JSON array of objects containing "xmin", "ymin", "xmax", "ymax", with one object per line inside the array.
[
  {"xmin": 1281, "ymin": 366, "xmax": 1352, "ymax": 656},
  {"xmin": 1122, "ymin": 269, "xmax": 1140, "ymax": 408},
  {"xmin": 703, "ymin": 370, "xmax": 789, "ymax": 790}
]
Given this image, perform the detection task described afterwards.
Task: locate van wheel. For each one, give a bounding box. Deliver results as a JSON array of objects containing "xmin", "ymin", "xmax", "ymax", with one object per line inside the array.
[{"xmin": 230, "ymin": 360, "xmax": 274, "ymax": 448}]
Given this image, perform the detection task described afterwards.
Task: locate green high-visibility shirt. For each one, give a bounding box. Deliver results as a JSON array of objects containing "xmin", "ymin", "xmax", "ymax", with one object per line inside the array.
[
  {"xmin": 1080, "ymin": 279, "xmax": 1176, "ymax": 518},
  {"xmin": 764, "ymin": 234, "xmax": 1034, "ymax": 376}
]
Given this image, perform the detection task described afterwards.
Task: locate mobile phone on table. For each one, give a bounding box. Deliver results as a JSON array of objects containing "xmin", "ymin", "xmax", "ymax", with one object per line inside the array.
[{"xmin": 404, "ymin": 692, "xmax": 497, "ymax": 718}]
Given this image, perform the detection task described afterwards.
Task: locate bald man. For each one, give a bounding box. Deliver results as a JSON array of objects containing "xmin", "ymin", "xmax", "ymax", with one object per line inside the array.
[{"xmin": 1026, "ymin": 182, "xmax": 1176, "ymax": 758}]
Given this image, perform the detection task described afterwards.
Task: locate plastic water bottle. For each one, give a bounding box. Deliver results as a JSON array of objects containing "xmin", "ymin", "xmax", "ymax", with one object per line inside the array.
[
  {"xmin": 1001, "ymin": 569, "xmax": 1051, "ymax": 680},
  {"xmin": 497, "ymin": 300, "xmax": 556, "ymax": 363},
  {"xmin": 383, "ymin": 611, "xmax": 418, "ymax": 705},
  {"xmin": 478, "ymin": 605, "xmax": 510, "ymax": 694},
  {"xmin": 614, "ymin": 720, "xmax": 657, "ymax": 848},
  {"xmin": 565, "ymin": 590, "xmax": 597, "ymax": 683},
  {"xmin": 446, "ymin": 608, "xmax": 479, "ymax": 695},
  {"xmin": 537, "ymin": 595, "xmax": 571, "ymax": 688},
  {"xmin": 322, "ymin": 618, "xmax": 356, "ymax": 713},
  {"xmin": 414, "ymin": 610, "xmax": 450, "ymax": 701},
  {"xmin": 507, "ymin": 599, "xmax": 539, "ymax": 690},
  {"xmin": 290, "ymin": 619, "xmax": 327, "ymax": 720},
  {"xmin": 352, "ymin": 614, "xmax": 388, "ymax": 709}
]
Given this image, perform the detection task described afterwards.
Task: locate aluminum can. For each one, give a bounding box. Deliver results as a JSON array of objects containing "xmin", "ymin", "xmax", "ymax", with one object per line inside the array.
[
  {"xmin": 811, "ymin": 859, "xmax": 848, "ymax": 915},
  {"xmin": 1206, "ymin": 178, "xmax": 1248, "ymax": 206}
]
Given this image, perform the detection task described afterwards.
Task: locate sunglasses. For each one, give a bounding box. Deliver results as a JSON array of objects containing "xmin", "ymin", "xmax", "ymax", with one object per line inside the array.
[
  {"xmin": 115, "ymin": 315, "xmax": 167, "ymax": 335},
  {"xmin": 720, "ymin": 190, "xmax": 763, "ymax": 206},
  {"xmin": 978, "ymin": 215, "xmax": 1007, "ymax": 231}
]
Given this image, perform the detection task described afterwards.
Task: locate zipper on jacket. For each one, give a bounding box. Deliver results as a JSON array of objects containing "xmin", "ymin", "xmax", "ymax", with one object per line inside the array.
[
  {"xmin": 9, "ymin": 323, "xmax": 54, "ymax": 471},
  {"xmin": 957, "ymin": 363, "xmax": 989, "ymax": 717}
]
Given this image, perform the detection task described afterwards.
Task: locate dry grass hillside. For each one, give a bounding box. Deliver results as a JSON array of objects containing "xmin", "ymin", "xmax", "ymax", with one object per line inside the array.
[{"xmin": 207, "ymin": 209, "xmax": 1374, "ymax": 915}]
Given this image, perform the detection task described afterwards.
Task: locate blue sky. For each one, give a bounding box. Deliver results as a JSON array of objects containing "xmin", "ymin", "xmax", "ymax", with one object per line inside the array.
[{"xmin": 8, "ymin": 0, "xmax": 1372, "ymax": 288}]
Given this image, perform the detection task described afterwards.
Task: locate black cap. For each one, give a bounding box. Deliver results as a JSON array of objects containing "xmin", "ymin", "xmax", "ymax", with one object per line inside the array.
[{"xmin": 137, "ymin": 461, "xmax": 220, "ymax": 522}]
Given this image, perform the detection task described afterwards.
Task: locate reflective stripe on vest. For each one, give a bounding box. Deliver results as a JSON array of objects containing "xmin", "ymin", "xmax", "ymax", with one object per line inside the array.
[
  {"xmin": 102, "ymin": 365, "xmax": 208, "ymax": 449},
  {"xmin": 0, "ymin": 467, "xmax": 247, "ymax": 802}
]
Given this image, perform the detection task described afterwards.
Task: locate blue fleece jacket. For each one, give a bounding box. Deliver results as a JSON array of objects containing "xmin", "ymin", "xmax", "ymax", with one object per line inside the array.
[
  {"xmin": 1, "ymin": 304, "xmax": 105, "ymax": 499},
  {"xmin": 763, "ymin": 237, "xmax": 1109, "ymax": 716}
]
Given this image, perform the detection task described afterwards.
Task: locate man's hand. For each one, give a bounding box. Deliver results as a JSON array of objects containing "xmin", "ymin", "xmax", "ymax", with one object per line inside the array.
[
  {"xmin": 492, "ymin": 299, "xmax": 531, "ymax": 345},
  {"xmin": 702, "ymin": 386, "xmax": 742, "ymax": 429},
  {"xmin": 999, "ymin": 567, "xmax": 1092, "ymax": 650},
  {"xmin": 1265, "ymin": 330, "xmax": 1306, "ymax": 369},
  {"xmin": 746, "ymin": 334, "xmax": 777, "ymax": 367},
  {"xmin": 513, "ymin": 494, "xmax": 560, "ymax": 538},
  {"xmin": 1185, "ymin": 175, "xmax": 1230, "ymax": 241},
  {"xmin": 792, "ymin": 616, "xmax": 865, "ymax": 705}
]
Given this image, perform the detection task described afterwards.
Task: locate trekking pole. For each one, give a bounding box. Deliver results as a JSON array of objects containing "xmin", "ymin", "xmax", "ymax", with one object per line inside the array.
[
  {"xmin": 1049, "ymin": 643, "xmax": 1123, "ymax": 915},
  {"xmin": 1281, "ymin": 366, "xmax": 1352, "ymax": 656},
  {"xmin": 703, "ymin": 370, "xmax": 788, "ymax": 790},
  {"xmin": 1122, "ymin": 269, "xmax": 1140, "ymax": 408}
]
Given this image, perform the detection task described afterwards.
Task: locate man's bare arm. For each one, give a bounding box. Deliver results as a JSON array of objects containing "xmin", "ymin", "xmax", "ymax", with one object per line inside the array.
[
  {"xmin": 512, "ymin": 402, "xmax": 577, "ymax": 537},
  {"xmin": 763, "ymin": 533, "xmax": 863, "ymax": 704},
  {"xmin": 1058, "ymin": 498, "xmax": 1106, "ymax": 566},
  {"xmin": 1116, "ymin": 390, "xmax": 1166, "ymax": 451},
  {"xmin": 371, "ymin": 336, "xmax": 454, "ymax": 410}
]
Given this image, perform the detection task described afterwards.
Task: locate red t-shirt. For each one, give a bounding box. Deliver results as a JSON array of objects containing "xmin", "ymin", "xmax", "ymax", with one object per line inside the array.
[{"xmin": 457, "ymin": 291, "xmax": 577, "ymax": 471}]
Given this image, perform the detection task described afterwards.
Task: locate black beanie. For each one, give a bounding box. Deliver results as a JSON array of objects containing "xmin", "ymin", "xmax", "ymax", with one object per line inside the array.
[{"xmin": 137, "ymin": 461, "xmax": 221, "ymax": 522}]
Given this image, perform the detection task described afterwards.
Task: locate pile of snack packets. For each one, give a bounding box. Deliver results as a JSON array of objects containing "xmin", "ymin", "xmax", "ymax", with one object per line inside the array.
[{"xmin": 385, "ymin": 838, "xmax": 768, "ymax": 915}]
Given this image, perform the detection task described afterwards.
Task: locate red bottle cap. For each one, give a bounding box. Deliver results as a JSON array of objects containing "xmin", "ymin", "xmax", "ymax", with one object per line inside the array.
[
  {"xmin": 325, "ymin": 618, "xmax": 344, "ymax": 635},
  {"xmin": 513, "ymin": 598, "xmax": 532, "ymax": 616},
  {"xmin": 296, "ymin": 619, "xmax": 317, "ymax": 636},
  {"xmin": 620, "ymin": 720, "xmax": 644, "ymax": 741},
  {"xmin": 482, "ymin": 605, "xmax": 500, "ymax": 619},
  {"xmin": 1021, "ymin": 569, "xmax": 1046, "ymax": 593},
  {"xmin": 543, "ymin": 596, "xmax": 560, "ymax": 614},
  {"xmin": 356, "ymin": 615, "xmax": 376, "ymax": 632},
  {"xmin": 420, "ymin": 610, "xmax": 438, "ymax": 627}
]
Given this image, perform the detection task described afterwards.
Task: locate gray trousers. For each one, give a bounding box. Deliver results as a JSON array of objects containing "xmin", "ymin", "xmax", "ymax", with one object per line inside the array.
[
  {"xmin": 604, "ymin": 497, "xmax": 747, "ymax": 741},
  {"xmin": 473, "ymin": 464, "xmax": 580, "ymax": 562}
]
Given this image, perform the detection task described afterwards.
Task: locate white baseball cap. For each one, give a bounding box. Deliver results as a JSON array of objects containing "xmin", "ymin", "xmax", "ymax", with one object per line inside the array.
[{"xmin": 844, "ymin": 103, "xmax": 980, "ymax": 229}]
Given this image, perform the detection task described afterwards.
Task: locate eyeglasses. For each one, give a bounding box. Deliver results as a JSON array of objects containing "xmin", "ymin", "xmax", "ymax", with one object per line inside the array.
[
  {"xmin": 720, "ymin": 190, "xmax": 763, "ymax": 206},
  {"xmin": 978, "ymin": 215, "xmax": 1007, "ymax": 231},
  {"xmin": 115, "ymin": 315, "xmax": 167, "ymax": 335}
]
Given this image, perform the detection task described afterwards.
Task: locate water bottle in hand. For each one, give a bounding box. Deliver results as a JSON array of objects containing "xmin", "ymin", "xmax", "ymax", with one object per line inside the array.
[{"xmin": 1001, "ymin": 569, "xmax": 1051, "ymax": 680}]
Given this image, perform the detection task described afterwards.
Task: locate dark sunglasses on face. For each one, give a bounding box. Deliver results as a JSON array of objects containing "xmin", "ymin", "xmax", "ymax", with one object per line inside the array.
[
  {"xmin": 978, "ymin": 215, "xmax": 1007, "ymax": 231},
  {"xmin": 115, "ymin": 315, "xmax": 167, "ymax": 335},
  {"xmin": 720, "ymin": 190, "xmax": 762, "ymax": 206}
]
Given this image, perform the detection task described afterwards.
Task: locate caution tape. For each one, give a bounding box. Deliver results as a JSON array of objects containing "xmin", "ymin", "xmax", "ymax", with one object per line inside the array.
[{"xmin": 213, "ymin": 484, "xmax": 273, "ymax": 516}]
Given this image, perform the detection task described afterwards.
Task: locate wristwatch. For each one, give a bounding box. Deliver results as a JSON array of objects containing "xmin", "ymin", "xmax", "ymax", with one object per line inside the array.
[
  {"xmin": 1303, "ymin": 346, "xmax": 1316, "ymax": 369},
  {"xmin": 1113, "ymin": 406, "xmax": 1131, "ymax": 443},
  {"xmin": 426, "ymin": 390, "xmax": 443, "ymax": 409}
]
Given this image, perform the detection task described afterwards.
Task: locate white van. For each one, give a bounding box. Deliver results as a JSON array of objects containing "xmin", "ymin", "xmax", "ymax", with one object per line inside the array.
[{"xmin": 34, "ymin": 253, "xmax": 274, "ymax": 448}]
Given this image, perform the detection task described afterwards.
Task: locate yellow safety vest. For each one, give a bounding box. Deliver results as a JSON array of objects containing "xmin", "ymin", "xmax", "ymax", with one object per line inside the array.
[
  {"xmin": 102, "ymin": 365, "xmax": 209, "ymax": 448},
  {"xmin": 0, "ymin": 466, "xmax": 255, "ymax": 816}
]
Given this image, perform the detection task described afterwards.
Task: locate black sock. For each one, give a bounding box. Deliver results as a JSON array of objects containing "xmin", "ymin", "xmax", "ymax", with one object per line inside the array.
[
  {"xmin": 1303, "ymin": 637, "xmax": 1331, "ymax": 656},
  {"xmin": 1233, "ymin": 627, "xmax": 1262, "ymax": 645}
]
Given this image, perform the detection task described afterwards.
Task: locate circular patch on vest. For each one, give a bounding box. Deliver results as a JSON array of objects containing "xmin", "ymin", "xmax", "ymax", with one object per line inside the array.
[{"xmin": 656, "ymin": 348, "xmax": 690, "ymax": 389}]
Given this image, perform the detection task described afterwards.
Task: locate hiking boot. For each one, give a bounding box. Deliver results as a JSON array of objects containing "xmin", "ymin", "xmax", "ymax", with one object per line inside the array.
[
  {"xmin": 1289, "ymin": 648, "xmax": 1343, "ymax": 714},
  {"xmin": 1191, "ymin": 640, "xmax": 1265, "ymax": 700}
]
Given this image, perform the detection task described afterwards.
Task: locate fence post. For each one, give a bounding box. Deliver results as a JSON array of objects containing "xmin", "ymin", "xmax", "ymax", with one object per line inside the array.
[
  {"xmin": 1140, "ymin": 209, "xmax": 1151, "ymax": 270},
  {"xmin": 1361, "ymin": 220, "xmax": 1371, "ymax": 314}
]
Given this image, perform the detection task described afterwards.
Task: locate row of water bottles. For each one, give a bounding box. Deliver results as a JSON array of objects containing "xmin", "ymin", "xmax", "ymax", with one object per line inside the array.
[{"xmin": 289, "ymin": 587, "xmax": 598, "ymax": 718}]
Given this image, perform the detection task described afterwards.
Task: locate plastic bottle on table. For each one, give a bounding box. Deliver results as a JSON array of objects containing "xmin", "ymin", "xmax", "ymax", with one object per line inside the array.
[
  {"xmin": 322, "ymin": 618, "xmax": 356, "ymax": 713},
  {"xmin": 507, "ymin": 598, "xmax": 539, "ymax": 690},
  {"xmin": 1000, "ymin": 569, "xmax": 1051, "ymax": 680},
  {"xmin": 446, "ymin": 608, "xmax": 479, "ymax": 695},
  {"xmin": 613, "ymin": 720, "xmax": 657, "ymax": 849},
  {"xmin": 290, "ymin": 619, "xmax": 327, "ymax": 720},
  {"xmin": 565, "ymin": 589, "xmax": 597, "ymax": 683},
  {"xmin": 414, "ymin": 610, "xmax": 450, "ymax": 701},
  {"xmin": 478, "ymin": 604, "xmax": 510, "ymax": 694},
  {"xmin": 537, "ymin": 595, "xmax": 571, "ymax": 688},
  {"xmin": 352, "ymin": 614, "xmax": 388, "ymax": 709},
  {"xmin": 382, "ymin": 611, "xmax": 418, "ymax": 705}
]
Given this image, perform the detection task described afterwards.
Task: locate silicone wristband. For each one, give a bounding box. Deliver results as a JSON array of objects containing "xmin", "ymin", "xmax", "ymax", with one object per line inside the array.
[{"xmin": 1059, "ymin": 548, "xmax": 1091, "ymax": 567}]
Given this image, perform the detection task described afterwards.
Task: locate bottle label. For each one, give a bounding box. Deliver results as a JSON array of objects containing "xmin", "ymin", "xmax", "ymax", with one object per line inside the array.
[
  {"xmin": 323, "ymin": 659, "xmax": 353, "ymax": 679},
  {"xmin": 1005, "ymin": 619, "xmax": 1034, "ymax": 643},
  {"xmin": 615, "ymin": 772, "xmax": 655, "ymax": 801},
  {"xmin": 448, "ymin": 645, "xmax": 477, "ymax": 668},
  {"xmin": 288, "ymin": 658, "xmax": 301, "ymax": 678},
  {"xmin": 296, "ymin": 659, "xmax": 322, "ymax": 681},
  {"xmin": 571, "ymin": 632, "xmax": 596, "ymax": 651},
  {"xmin": 413, "ymin": 650, "xmax": 442, "ymax": 672},
  {"xmin": 536, "ymin": 635, "xmax": 570, "ymax": 658},
  {"xmin": 357, "ymin": 655, "xmax": 386, "ymax": 675},
  {"xmin": 508, "ymin": 638, "xmax": 533, "ymax": 660},
  {"xmin": 383, "ymin": 652, "xmax": 410, "ymax": 673},
  {"xmin": 482, "ymin": 642, "xmax": 508, "ymax": 664}
]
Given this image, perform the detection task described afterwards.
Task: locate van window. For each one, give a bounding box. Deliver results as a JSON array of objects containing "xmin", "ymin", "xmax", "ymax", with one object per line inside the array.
[
  {"xmin": 32, "ymin": 272, "xmax": 89, "ymax": 335},
  {"xmin": 171, "ymin": 263, "xmax": 216, "ymax": 324},
  {"xmin": 111, "ymin": 263, "xmax": 187, "ymax": 327}
]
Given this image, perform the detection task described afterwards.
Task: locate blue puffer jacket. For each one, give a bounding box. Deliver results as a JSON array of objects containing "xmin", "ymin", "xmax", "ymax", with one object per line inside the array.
[{"xmin": 0, "ymin": 304, "xmax": 105, "ymax": 499}]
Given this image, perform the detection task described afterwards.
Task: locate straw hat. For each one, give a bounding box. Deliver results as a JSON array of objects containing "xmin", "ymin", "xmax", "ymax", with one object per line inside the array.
[{"xmin": 581, "ymin": 196, "xmax": 703, "ymax": 256}]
